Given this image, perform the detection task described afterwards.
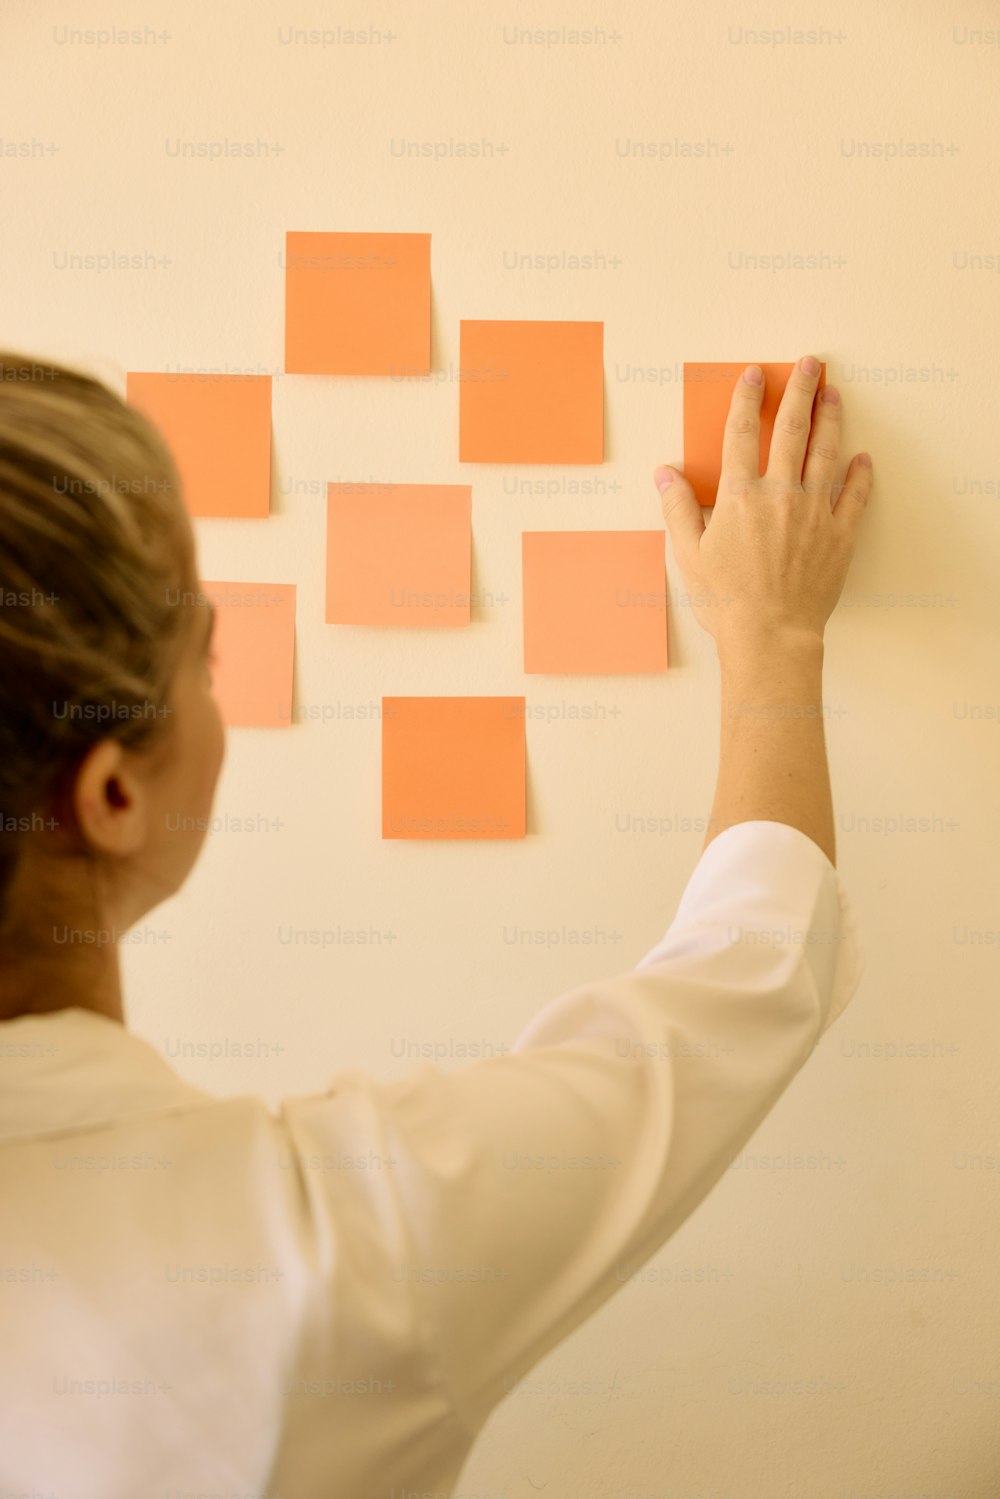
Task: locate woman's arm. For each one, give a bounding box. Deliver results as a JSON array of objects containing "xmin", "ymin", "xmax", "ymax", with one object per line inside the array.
[{"xmin": 275, "ymin": 357, "xmax": 874, "ymax": 1450}]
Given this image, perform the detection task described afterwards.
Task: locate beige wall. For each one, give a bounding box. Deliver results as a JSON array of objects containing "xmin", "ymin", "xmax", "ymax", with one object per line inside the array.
[{"xmin": 5, "ymin": 0, "xmax": 1000, "ymax": 1492}]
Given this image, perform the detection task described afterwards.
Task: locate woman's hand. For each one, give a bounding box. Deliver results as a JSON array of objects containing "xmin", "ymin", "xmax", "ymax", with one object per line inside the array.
[{"xmin": 653, "ymin": 356, "xmax": 873, "ymax": 661}]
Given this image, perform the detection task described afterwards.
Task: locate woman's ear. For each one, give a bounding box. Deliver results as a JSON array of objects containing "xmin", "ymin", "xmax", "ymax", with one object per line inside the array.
[{"xmin": 70, "ymin": 739, "xmax": 149, "ymax": 859}]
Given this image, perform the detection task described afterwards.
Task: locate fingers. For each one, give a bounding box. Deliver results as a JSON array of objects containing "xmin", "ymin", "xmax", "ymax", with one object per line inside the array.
[
  {"xmin": 719, "ymin": 365, "xmax": 765, "ymax": 493},
  {"xmin": 766, "ymin": 355, "xmax": 823, "ymax": 483},
  {"xmin": 801, "ymin": 383, "xmax": 842, "ymax": 502},
  {"xmin": 832, "ymin": 453, "xmax": 874, "ymax": 546},
  {"xmin": 654, "ymin": 465, "xmax": 705, "ymax": 568}
]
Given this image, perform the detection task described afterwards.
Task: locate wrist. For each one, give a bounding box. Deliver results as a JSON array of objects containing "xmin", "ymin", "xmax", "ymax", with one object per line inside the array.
[{"xmin": 716, "ymin": 623, "xmax": 825, "ymax": 675}]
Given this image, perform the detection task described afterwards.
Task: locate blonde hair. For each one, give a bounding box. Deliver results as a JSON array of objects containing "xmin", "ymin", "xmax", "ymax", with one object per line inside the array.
[{"xmin": 0, "ymin": 351, "xmax": 197, "ymax": 925}]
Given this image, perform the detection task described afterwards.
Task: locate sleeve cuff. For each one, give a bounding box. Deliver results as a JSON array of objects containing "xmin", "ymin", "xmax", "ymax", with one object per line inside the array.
[{"xmin": 635, "ymin": 819, "xmax": 864, "ymax": 1035}]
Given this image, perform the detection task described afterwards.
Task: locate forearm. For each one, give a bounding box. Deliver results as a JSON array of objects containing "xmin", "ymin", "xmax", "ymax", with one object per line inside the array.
[{"xmin": 705, "ymin": 630, "xmax": 835, "ymax": 866}]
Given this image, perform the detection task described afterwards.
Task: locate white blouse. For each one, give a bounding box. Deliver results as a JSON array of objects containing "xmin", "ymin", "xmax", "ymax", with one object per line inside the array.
[{"xmin": 0, "ymin": 819, "xmax": 862, "ymax": 1498}]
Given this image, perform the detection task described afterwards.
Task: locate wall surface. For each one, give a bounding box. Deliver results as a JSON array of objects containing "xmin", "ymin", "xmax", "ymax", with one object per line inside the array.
[{"xmin": 5, "ymin": 1, "xmax": 1000, "ymax": 1493}]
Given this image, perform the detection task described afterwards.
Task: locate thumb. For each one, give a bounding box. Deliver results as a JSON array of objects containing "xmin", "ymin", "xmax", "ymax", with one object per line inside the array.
[{"xmin": 653, "ymin": 465, "xmax": 704, "ymax": 565}]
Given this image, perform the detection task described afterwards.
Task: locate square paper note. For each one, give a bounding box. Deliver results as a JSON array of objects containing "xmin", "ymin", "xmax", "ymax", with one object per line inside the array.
[
  {"xmin": 459, "ymin": 320, "xmax": 603, "ymax": 463},
  {"xmin": 522, "ymin": 531, "xmax": 667, "ymax": 674},
  {"xmin": 683, "ymin": 361, "xmax": 827, "ymax": 506},
  {"xmin": 202, "ymin": 581, "xmax": 295, "ymax": 728},
  {"xmin": 284, "ymin": 230, "xmax": 431, "ymax": 375},
  {"xmin": 126, "ymin": 372, "xmax": 272, "ymax": 519},
  {"xmin": 327, "ymin": 483, "xmax": 472, "ymax": 626},
  {"xmin": 382, "ymin": 696, "xmax": 526, "ymax": 839}
]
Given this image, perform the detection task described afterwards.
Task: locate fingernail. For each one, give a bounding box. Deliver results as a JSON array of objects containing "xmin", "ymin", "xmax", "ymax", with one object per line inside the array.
[
  {"xmin": 744, "ymin": 365, "xmax": 763, "ymax": 385},
  {"xmin": 654, "ymin": 466, "xmax": 675, "ymax": 491},
  {"xmin": 819, "ymin": 385, "xmax": 840, "ymax": 405},
  {"xmin": 800, "ymin": 355, "xmax": 820, "ymax": 376},
  {"xmin": 857, "ymin": 453, "xmax": 872, "ymax": 468}
]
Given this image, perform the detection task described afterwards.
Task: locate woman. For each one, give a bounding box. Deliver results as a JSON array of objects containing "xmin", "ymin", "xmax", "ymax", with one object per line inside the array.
[{"xmin": 0, "ymin": 351, "xmax": 872, "ymax": 1496}]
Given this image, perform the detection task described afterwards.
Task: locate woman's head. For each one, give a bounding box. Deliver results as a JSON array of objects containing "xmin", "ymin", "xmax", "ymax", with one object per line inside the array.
[{"xmin": 0, "ymin": 352, "xmax": 225, "ymax": 1013}]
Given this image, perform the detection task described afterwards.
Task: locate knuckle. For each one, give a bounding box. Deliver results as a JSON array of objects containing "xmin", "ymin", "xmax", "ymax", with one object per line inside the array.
[
  {"xmin": 808, "ymin": 438, "xmax": 840, "ymax": 464},
  {"xmin": 726, "ymin": 413, "xmax": 757, "ymax": 438},
  {"xmin": 777, "ymin": 410, "xmax": 810, "ymax": 438}
]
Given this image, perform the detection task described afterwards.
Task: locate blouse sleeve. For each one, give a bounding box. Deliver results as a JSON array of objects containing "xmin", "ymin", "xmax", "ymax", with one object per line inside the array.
[{"xmin": 279, "ymin": 819, "xmax": 863, "ymax": 1441}]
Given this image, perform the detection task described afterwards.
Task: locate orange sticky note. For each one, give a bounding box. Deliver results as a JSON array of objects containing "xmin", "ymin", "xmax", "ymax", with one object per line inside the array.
[
  {"xmin": 202, "ymin": 581, "xmax": 295, "ymax": 728},
  {"xmin": 522, "ymin": 531, "xmax": 667, "ymax": 674},
  {"xmin": 126, "ymin": 373, "xmax": 271, "ymax": 519},
  {"xmin": 683, "ymin": 361, "xmax": 827, "ymax": 506},
  {"xmin": 459, "ymin": 320, "xmax": 603, "ymax": 463},
  {"xmin": 284, "ymin": 231, "xmax": 431, "ymax": 375},
  {"xmin": 382, "ymin": 697, "xmax": 526, "ymax": 840},
  {"xmin": 327, "ymin": 483, "xmax": 472, "ymax": 626}
]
